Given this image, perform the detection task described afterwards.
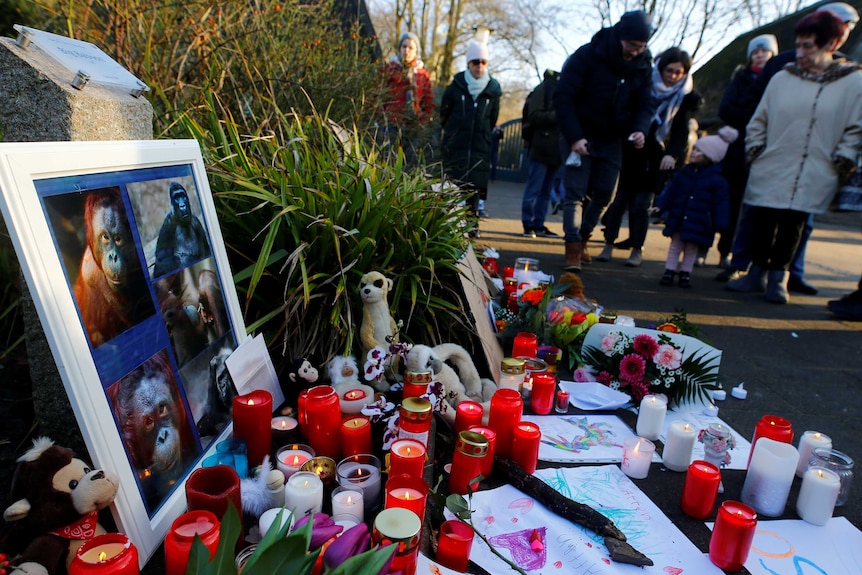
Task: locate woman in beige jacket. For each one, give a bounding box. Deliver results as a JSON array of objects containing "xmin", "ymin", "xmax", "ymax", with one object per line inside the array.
[{"xmin": 727, "ymin": 10, "xmax": 862, "ymax": 303}]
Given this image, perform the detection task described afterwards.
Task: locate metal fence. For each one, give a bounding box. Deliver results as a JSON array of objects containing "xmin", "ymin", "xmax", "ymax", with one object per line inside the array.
[{"xmin": 493, "ymin": 119, "xmax": 528, "ymax": 183}]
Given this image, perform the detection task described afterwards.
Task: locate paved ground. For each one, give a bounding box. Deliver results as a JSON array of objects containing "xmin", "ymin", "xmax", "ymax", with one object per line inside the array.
[{"xmin": 479, "ymin": 179, "xmax": 862, "ymax": 529}]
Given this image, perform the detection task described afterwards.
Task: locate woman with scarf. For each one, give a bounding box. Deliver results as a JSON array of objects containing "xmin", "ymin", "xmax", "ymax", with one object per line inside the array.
[
  {"xmin": 439, "ymin": 38, "xmax": 502, "ymax": 237},
  {"xmin": 380, "ymin": 32, "xmax": 435, "ymax": 162},
  {"xmin": 595, "ymin": 47, "xmax": 702, "ymax": 267}
]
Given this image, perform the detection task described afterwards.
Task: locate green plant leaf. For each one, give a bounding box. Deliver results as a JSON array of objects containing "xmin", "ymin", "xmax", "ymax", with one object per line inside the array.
[
  {"xmin": 327, "ymin": 544, "xmax": 397, "ymax": 575},
  {"xmin": 185, "ymin": 502, "xmax": 242, "ymax": 575},
  {"xmin": 445, "ymin": 493, "xmax": 472, "ymax": 521}
]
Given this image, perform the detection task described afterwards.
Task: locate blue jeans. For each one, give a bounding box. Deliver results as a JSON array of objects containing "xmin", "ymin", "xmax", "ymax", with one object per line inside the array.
[
  {"xmin": 560, "ymin": 138, "xmax": 622, "ymax": 243},
  {"xmin": 730, "ymin": 207, "xmax": 812, "ymax": 278},
  {"xmin": 521, "ymin": 160, "xmax": 557, "ymax": 229}
]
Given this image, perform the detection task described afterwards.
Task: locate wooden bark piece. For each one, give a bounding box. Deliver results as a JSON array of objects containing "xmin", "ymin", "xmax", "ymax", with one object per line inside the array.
[{"xmin": 494, "ymin": 456, "xmax": 653, "ymax": 566}]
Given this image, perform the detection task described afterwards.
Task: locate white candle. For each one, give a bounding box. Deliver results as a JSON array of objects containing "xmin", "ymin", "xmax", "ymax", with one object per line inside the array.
[
  {"xmin": 331, "ymin": 485, "xmax": 364, "ymax": 523},
  {"xmin": 337, "ymin": 384, "xmax": 375, "ymax": 415},
  {"xmin": 336, "ymin": 457, "xmax": 382, "ymax": 515},
  {"xmin": 621, "ymin": 437, "xmax": 655, "ymax": 479},
  {"xmin": 635, "ymin": 395, "xmax": 667, "ymax": 441},
  {"xmin": 795, "ymin": 431, "xmax": 832, "ymax": 477},
  {"xmin": 796, "ymin": 467, "xmax": 840, "ymax": 525},
  {"xmin": 741, "ymin": 437, "xmax": 799, "ymax": 516},
  {"xmin": 276, "ymin": 446, "xmax": 313, "ymax": 479},
  {"xmin": 662, "ymin": 421, "xmax": 697, "ymax": 472},
  {"xmin": 258, "ymin": 507, "xmax": 294, "ymax": 537},
  {"xmin": 284, "ymin": 471, "xmax": 324, "ymax": 518}
]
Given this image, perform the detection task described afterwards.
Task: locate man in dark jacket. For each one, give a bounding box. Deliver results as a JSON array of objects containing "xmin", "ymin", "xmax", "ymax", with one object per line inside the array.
[
  {"xmin": 521, "ymin": 70, "xmax": 561, "ymax": 238},
  {"xmin": 553, "ymin": 10, "xmax": 656, "ymax": 271}
]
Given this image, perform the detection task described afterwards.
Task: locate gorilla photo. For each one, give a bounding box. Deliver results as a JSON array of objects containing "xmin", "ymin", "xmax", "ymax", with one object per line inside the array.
[{"xmin": 153, "ymin": 182, "xmax": 211, "ymax": 277}]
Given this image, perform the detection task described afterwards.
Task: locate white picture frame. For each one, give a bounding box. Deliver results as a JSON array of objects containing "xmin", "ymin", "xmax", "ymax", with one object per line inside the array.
[{"xmin": 0, "ymin": 140, "xmax": 247, "ymax": 566}]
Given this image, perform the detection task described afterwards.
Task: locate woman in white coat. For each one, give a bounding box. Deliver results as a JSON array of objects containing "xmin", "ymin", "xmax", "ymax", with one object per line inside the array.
[{"xmin": 727, "ymin": 10, "xmax": 862, "ymax": 303}]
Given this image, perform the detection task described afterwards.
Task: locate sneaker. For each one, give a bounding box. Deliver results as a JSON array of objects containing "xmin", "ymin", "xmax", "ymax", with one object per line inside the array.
[
  {"xmin": 787, "ymin": 276, "xmax": 818, "ymax": 295},
  {"xmin": 594, "ymin": 243, "xmax": 614, "ymax": 262},
  {"xmin": 828, "ymin": 297, "xmax": 862, "ymax": 321},
  {"xmin": 478, "ymin": 209, "xmax": 490, "ymax": 218},
  {"xmin": 660, "ymin": 269, "xmax": 675, "ymax": 286},
  {"xmin": 715, "ymin": 268, "xmax": 741, "ymax": 282},
  {"xmin": 678, "ymin": 272, "xmax": 692, "ymax": 288},
  {"xmin": 522, "ymin": 227, "xmax": 536, "ymax": 238},
  {"xmin": 534, "ymin": 226, "xmax": 559, "ymax": 238},
  {"xmin": 624, "ymin": 248, "xmax": 643, "ymax": 267}
]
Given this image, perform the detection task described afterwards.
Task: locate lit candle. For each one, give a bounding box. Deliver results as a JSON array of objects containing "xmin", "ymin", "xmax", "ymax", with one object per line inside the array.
[
  {"xmin": 741, "ymin": 437, "xmax": 799, "ymax": 516},
  {"xmin": 271, "ymin": 416, "xmax": 299, "ymax": 447},
  {"xmin": 468, "ymin": 425, "xmax": 497, "ymax": 480},
  {"xmin": 487, "ymin": 388, "xmax": 523, "ymax": 458},
  {"xmin": 795, "ymin": 430, "xmax": 832, "ymax": 477},
  {"xmin": 529, "ymin": 373, "xmax": 556, "ymax": 415},
  {"xmin": 621, "ymin": 437, "xmax": 655, "ymax": 480},
  {"xmin": 284, "ymin": 471, "xmax": 324, "ymax": 518},
  {"xmin": 449, "ymin": 431, "xmax": 489, "ymax": 495},
  {"xmin": 748, "ymin": 414, "xmax": 793, "ymax": 467},
  {"xmin": 555, "ymin": 389, "xmax": 570, "ymax": 413},
  {"xmin": 681, "ymin": 460, "xmax": 721, "ymax": 519},
  {"xmin": 70, "ymin": 533, "xmax": 139, "ymax": 575},
  {"xmin": 435, "ymin": 519, "xmax": 475, "ymax": 573},
  {"xmin": 662, "ymin": 420, "xmax": 697, "ymax": 472},
  {"xmin": 232, "ymin": 390, "xmax": 273, "ymax": 467},
  {"xmin": 709, "ymin": 501, "xmax": 757, "ymax": 571},
  {"xmin": 301, "ymin": 456, "xmax": 337, "ymax": 485},
  {"xmin": 164, "ymin": 510, "xmax": 220, "ymax": 575},
  {"xmin": 454, "ymin": 401, "xmax": 484, "ymax": 435},
  {"xmin": 511, "ymin": 332, "xmax": 539, "ymax": 358},
  {"xmin": 796, "ymin": 467, "xmax": 840, "ymax": 525},
  {"xmin": 635, "ymin": 395, "xmax": 667, "ymax": 441},
  {"xmin": 304, "ymin": 385, "xmax": 343, "ymax": 459},
  {"xmin": 275, "ymin": 444, "xmax": 315, "ymax": 479},
  {"xmin": 340, "ymin": 416, "xmax": 372, "ymax": 456},
  {"xmin": 337, "ymin": 384, "xmax": 375, "ymax": 415},
  {"xmin": 384, "ymin": 474, "xmax": 429, "ymax": 521},
  {"xmin": 499, "ymin": 358, "xmax": 526, "ymax": 391},
  {"xmin": 389, "ymin": 438, "xmax": 427, "ymax": 478},
  {"xmin": 511, "ymin": 423, "xmax": 541, "ymax": 474},
  {"xmin": 336, "ymin": 454, "xmax": 382, "ymax": 515},
  {"xmin": 331, "ymin": 484, "xmax": 364, "ymax": 524},
  {"xmin": 398, "ymin": 397, "xmax": 433, "ymax": 448}
]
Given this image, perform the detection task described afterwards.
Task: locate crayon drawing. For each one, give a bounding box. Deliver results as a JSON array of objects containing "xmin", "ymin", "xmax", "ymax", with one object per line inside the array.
[{"xmin": 522, "ymin": 415, "xmax": 661, "ymax": 463}]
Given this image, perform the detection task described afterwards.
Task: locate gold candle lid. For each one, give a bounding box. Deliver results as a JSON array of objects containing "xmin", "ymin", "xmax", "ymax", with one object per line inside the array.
[
  {"xmin": 400, "ymin": 396, "xmax": 433, "ymax": 419},
  {"xmin": 372, "ymin": 508, "xmax": 421, "ymax": 551},
  {"xmin": 501, "ymin": 357, "xmax": 526, "ymax": 375},
  {"xmin": 456, "ymin": 430, "xmax": 489, "ymax": 458},
  {"xmin": 405, "ymin": 370, "xmax": 433, "ymax": 385}
]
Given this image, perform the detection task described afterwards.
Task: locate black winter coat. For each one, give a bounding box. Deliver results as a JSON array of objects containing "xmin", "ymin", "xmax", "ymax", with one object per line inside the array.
[
  {"xmin": 655, "ymin": 163, "xmax": 731, "ymax": 248},
  {"xmin": 527, "ymin": 70, "xmax": 561, "ymax": 167},
  {"xmin": 440, "ymin": 72, "xmax": 502, "ymax": 190},
  {"xmin": 553, "ymin": 27, "xmax": 654, "ymax": 146},
  {"xmin": 719, "ymin": 64, "xmax": 763, "ymax": 181}
]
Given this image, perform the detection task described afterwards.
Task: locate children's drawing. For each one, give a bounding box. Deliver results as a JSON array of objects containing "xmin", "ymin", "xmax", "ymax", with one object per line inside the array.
[
  {"xmin": 488, "ymin": 527, "xmax": 548, "ymax": 571},
  {"xmin": 522, "ymin": 415, "xmax": 661, "ymax": 463}
]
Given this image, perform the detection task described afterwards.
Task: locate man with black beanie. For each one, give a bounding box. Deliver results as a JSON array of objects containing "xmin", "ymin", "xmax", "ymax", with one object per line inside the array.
[{"xmin": 553, "ymin": 10, "xmax": 656, "ymax": 271}]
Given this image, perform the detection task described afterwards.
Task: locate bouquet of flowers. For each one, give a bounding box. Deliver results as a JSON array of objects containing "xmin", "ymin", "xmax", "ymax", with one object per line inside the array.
[{"xmin": 580, "ymin": 330, "xmax": 719, "ymax": 405}]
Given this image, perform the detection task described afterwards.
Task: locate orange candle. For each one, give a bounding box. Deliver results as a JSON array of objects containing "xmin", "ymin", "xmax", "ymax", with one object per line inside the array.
[{"xmin": 340, "ymin": 416, "xmax": 372, "ymax": 456}]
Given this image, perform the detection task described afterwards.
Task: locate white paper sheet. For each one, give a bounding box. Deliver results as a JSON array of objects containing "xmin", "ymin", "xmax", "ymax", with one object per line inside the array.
[
  {"xmin": 659, "ymin": 411, "xmax": 752, "ymax": 470},
  {"xmin": 706, "ymin": 516, "xmax": 862, "ymax": 575},
  {"xmin": 522, "ymin": 414, "xmax": 661, "ymax": 463},
  {"xmin": 225, "ymin": 333, "xmax": 284, "ymax": 409},
  {"xmin": 450, "ymin": 465, "xmax": 724, "ymax": 575},
  {"xmin": 416, "ymin": 551, "xmax": 464, "ymax": 575}
]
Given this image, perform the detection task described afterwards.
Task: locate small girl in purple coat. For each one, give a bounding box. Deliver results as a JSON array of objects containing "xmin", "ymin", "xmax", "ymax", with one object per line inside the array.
[{"xmin": 652, "ymin": 127, "xmax": 737, "ymax": 288}]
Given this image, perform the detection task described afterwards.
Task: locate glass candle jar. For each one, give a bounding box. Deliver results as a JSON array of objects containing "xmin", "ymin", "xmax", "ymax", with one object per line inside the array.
[
  {"xmin": 530, "ymin": 373, "xmax": 556, "ymax": 415},
  {"xmin": 468, "ymin": 425, "xmax": 497, "ymax": 480},
  {"xmin": 511, "ymin": 332, "xmax": 539, "ymax": 359},
  {"xmin": 454, "ymin": 401, "xmax": 483, "ymax": 435},
  {"xmin": 449, "ymin": 430, "xmax": 489, "ymax": 495},
  {"xmin": 487, "ymin": 388, "xmax": 523, "ymax": 459},
  {"xmin": 709, "ymin": 501, "xmax": 757, "ymax": 571},
  {"xmin": 164, "ymin": 510, "xmax": 220, "ymax": 575},
  {"xmin": 304, "ymin": 385, "xmax": 342, "ymax": 459},
  {"xmin": 372, "ymin": 508, "xmax": 422, "ymax": 575},
  {"xmin": 70, "ymin": 533, "xmax": 139, "ymax": 575},
  {"xmin": 402, "ymin": 370, "xmax": 432, "ymax": 399},
  {"xmin": 499, "ymin": 358, "xmax": 526, "ymax": 391},
  {"xmin": 808, "ymin": 447, "xmax": 854, "ymax": 506},
  {"xmin": 398, "ymin": 397, "xmax": 433, "ymax": 447}
]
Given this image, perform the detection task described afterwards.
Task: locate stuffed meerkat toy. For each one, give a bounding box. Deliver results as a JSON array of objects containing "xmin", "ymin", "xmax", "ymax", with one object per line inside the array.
[{"xmin": 358, "ymin": 271, "xmax": 400, "ymax": 390}]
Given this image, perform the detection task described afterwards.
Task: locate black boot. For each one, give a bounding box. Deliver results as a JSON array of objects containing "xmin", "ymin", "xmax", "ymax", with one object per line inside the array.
[
  {"xmin": 678, "ymin": 272, "xmax": 692, "ymax": 289},
  {"xmin": 660, "ymin": 269, "xmax": 675, "ymax": 286}
]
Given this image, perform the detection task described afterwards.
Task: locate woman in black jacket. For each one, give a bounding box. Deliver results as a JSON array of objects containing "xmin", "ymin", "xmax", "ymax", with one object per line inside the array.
[{"xmin": 440, "ymin": 39, "xmax": 502, "ymax": 236}]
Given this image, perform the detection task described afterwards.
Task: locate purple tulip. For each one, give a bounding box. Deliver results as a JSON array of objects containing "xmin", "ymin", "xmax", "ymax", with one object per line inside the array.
[
  {"xmin": 293, "ymin": 513, "xmax": 344, "ymax": 549},
  {"xmin": 322, "ymin": 523, "xmax": 371, "ymax": 570}
]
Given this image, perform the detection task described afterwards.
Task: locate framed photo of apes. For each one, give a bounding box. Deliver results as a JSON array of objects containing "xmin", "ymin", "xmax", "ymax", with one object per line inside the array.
[{"xmin": 0, "ymin": 140, "xmax": 247, "ymax": 565}]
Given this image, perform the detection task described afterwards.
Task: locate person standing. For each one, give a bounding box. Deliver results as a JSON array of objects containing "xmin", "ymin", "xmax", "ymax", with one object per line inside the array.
[
  {"xmin": 520, "ymin": 69, "xmax": 562, "ymax": 238},
  {"xmin": 726, "ymin": 10, "xmax": 862, "ymax": 304},
  {"xmin": 380, "ymin": 32, "xmax": 435, "ymax": 163},
  {"xmin": 596, "ymin": 47, "xmax": 702, "ymax": 267},
  {"xmin": 440, "ymin": 35, "xmax": 502, "ymax": 237},
  {"xmin": 553, "ymin": 10, "xmax": 655, "ymax": 271}
]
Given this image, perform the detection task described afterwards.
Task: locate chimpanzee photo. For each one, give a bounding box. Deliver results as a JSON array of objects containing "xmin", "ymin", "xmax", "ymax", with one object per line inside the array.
[{"xmin": 152, "ymin": 182, "xmax": 211, "ymax": 277}]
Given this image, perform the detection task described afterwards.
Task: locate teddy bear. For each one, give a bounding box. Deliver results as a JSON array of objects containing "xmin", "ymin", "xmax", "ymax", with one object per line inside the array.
[
  {"xmin": 358, "ymin": 271, "xmax": 400, "ymax": 390},
  {"xmin": 405, "ymin": 343, "xmax": 497, "ymax": 423},
  {"xmin": 3, "ymin": 437, "xmax": 120, "ymax": 575},
  {"xmin": 327, "ymin": 355, "xmax": 361, "ymax": 391}
]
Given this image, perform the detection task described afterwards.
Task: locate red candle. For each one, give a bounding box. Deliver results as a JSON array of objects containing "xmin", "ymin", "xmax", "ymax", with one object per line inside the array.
[
  {"xmin": 487, "ymin": 388, "xmax": 523, "ymax": 458},
  {"xmin": 398, "ymin": 397, "xmax": 433, "ymax": 447},
  {"xmin": 384, "ymin": 474, "xmax": 429, "ymax": 521},
  {"xmin": 436, "ymin": 519, "xmax": 475, "ymax": 573},
  {"xmin": 468, "ymin": 425, "xmax": 497, "ymax": 480},
  {"xmin": 709, "ymin": 501, "xmax": 757, "ymax": 571},
  {"xmin": 340, "ymin": 415, "xmax": 372, "ymax": 456},
  {"xmin": 297, "ymin": 389, "xmax": 309, "ymax": 438},
  {"xmin": 403, "ymin": 370, "xmax": 432, "ymax": 399},
  {"xmin": 164, "ymin": 510, "xmax": 220, "ymax": 575},
  {"xmin": 511, "ymin": 331, "xmax": 539, "ymax": 359},
  {"xmin": 304, "ymin": 385, "xmax": 342, "ymax": 459},
  {"xmin": 70, "ymin": 533, "xmax": 139, "ymax": 575},
  {"xmin": 449, "ymin": 431, "xmax": 489, "ymax": 495},
  {"xmin": 389, "ymin": 438, "xmax": 427, "ymax": 478},
  {"xmin": 511, "ymin": 422, "xmax": 542, "ymax": 474},
  {"xmin": 681, "ymin": 460, "xmax": 722, "ymax": 519},
  {"xmin": 555, "ymin": 389, "xmax": 570, "ymax": 413},
  {"xmin": 503, "ymin": 266, "xmax": 515, "ymax": 280},
  {"xmin": 454, "ymin": 401, "xmax": 484, "ymax": 435},
  {"xmin": 748, "ymin": 414, "xmax": 794, "ymax": 467},
  {"xmin": 232, "ymin": 390, "xmax": 272, "ymax": 467},
  {"xmin": 530, "ymin": 373, "xmax": 556, "ymax": 415},
  {"xmin": 372, "ymin": 508, "xmax": 422, "ymax": 575}
]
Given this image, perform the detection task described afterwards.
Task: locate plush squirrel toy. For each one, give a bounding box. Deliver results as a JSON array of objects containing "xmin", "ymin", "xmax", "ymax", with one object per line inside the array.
[
  {"xmin": 3, "ymin": 437, "xmax": 120, "ymax": 575},
  {"xmin": 358, "ymin": 271, "xmax": 400, "ymax": 390}
]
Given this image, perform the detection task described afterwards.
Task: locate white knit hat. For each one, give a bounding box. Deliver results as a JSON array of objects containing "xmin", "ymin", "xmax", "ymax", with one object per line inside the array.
[
  {"xmin": 694, "ymin": 126, "xmax": 739, "ymax": 163},
  {"xmin": 747, "ymin": 34, "xmax": 778, "ymax": 60},
  {"xmin": 466, "ymin": 40, "xmax": 489, "ymax": 64}
]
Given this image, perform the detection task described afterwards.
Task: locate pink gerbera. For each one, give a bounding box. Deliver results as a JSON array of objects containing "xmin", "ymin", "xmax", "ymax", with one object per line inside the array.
[
  {"xmin": 630, "ymin": 380, "xmax": 650, "ymax": 402},
  {"xmin": 654, "ymin": 344, "xmax": 683, "ymax": 370},
  {"xmin": 619, "ymin": 353, "xmax": 646, "ymax": 383},
  {"xmin": 597, "ymin": 371, "xmax": 613, "ymax": 385},
  {"xmin": 632, "ymin": 334, "xmax": 659, "ymax": 358}
]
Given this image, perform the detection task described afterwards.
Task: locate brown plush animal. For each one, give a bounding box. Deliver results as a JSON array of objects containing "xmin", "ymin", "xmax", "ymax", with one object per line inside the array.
[
  {"xmin": 358, "ymin": 271, "xmax": 400, "ymax": 390},
  {"xmin": 3, "ymin": 438, "xmax": 119, "ymax": 575}
]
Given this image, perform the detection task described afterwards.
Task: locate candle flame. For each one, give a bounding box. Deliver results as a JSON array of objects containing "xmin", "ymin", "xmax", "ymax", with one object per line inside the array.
[
  {"xmin": 357, "ymin": 468, "xmax": 364, "ymax": 478},
  {"xmin": 248, "ymin": 399, "xmax": 255, "ymax": 406},
  {"xmin": 281, "ymin": 420, "xmax": 287, "ymax": 430},
  {"xmin": 303, "ymin": 480, "xmax": 309, "ymax": 488},
  {"xmin": 99, "ymin": 551, "xmax": 107, "ymax": 561},
  {"xmin": 406, "ymin": 447, "xmax": 412, "ymax": 456},
  {"xmin": 633, "ymin": 443, "xmax": 640, "ymax": 454},
  {"xmin": 817, "ymin": 470, "xmax": 824, "ymax": 479},
  {"xmin": 683, "ymin": 424, "xmax": 692, "ymax": 431},
  {"xmin": 814, "ymin": 433, "xmax": 821, "ymax": 439},
  {"xmin": 347, "ymin": 495, "xmax": 353, "ymax": 504},
  {"xmin": 405, "ymin": 491, "xmax": 413, "ymax": 500},
  {"xmin": 293, "ymin": 455, "xmax": 300, "ymax": 465}
]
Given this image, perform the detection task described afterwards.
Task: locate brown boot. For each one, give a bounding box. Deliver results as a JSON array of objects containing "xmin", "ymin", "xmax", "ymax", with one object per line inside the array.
[
  {"xmin": 581, "ymin": 232, "xmax": 592, "ymax": 264},
  {"xmin": 564, "ymin": 242, "xmax": 582, "ymax": 272}
]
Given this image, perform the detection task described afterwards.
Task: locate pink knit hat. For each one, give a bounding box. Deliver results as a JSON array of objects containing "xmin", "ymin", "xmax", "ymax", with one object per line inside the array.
[{"xmin": 694, "ymin": 126, "xmax": 739, "ymax": 163}]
